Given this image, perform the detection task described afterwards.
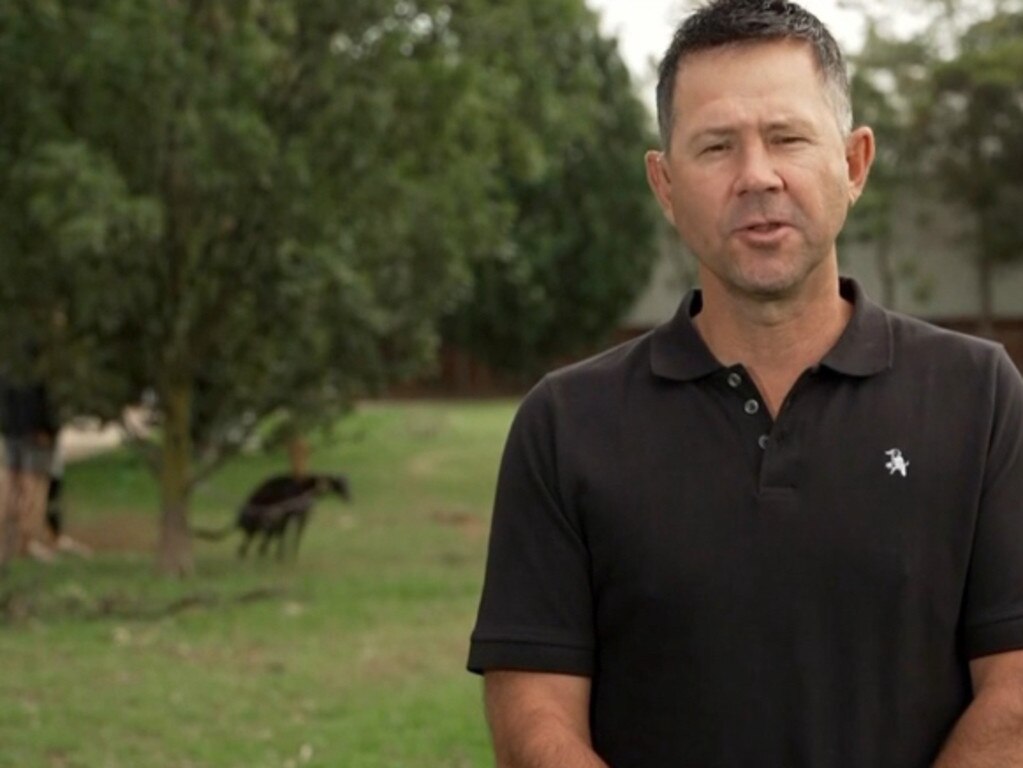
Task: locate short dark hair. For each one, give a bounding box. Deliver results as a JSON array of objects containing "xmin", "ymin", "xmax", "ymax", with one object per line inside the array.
[{"xmin": 656, "ymin": 0, "xmax": 852, "ymax": 150}]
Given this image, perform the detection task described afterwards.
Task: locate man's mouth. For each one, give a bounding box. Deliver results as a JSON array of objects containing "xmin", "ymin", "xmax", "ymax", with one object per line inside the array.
[{"xmin": 743, "ymin": 222, "xmax": 786, "ymax": 233}]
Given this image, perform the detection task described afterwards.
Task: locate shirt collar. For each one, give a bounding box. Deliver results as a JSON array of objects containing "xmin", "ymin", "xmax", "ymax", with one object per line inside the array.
[
  {"xmin": 649, "ymin": 290, "xmax": 723, "ymax": 381},
  {"xmin": 819, "ymin": 277, "xmax": 893, "ymax": 377},
  {"xmin": 649, "ymin": 277, "xmax": 892, "ymax": 382}
]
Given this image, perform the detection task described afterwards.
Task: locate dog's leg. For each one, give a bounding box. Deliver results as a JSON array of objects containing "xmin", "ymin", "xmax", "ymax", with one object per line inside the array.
[
  {"xmin": 293, "ymin": 512, "xmax": 309, "ymax": 560},
  {"xmin": 238, "ymin": 532, "xmax": 252, "ymax": 558},
  {"xmin": 258, "ymin": 529, "xmax": 273, "ymax": 558},
  {"xmin": 279, "ymin": 512, "xmax": 298, "ymax": 561}
]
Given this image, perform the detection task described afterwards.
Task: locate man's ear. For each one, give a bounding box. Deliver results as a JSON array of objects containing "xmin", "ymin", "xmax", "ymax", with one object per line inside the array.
[
  {"xmin": 845, "ymin": 126, "xmax": 875, "ymax": 207},
  {"xmin": 645, "ymin": 150, "xmax": 677, "ymax": 226}
]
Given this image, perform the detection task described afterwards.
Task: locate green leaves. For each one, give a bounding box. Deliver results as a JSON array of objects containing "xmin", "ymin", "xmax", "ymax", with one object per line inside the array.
[
  {"xmin": 441, "ymin": 0, "xmax": 658, "ymax": 376},
  {"xmin": 924, "ymin": 9, "xmax": 1023, "ymax": 270},
  {"xmin": 0, "ymin": 0, "xmax": 656, "ymax": 566},
  {"xmin": 0, "ymin": 1, "xmax": 502, "ymax": 469},
  {"xmin": 17, "ymin": 142, "xmax": 163, "ymax": 259},
  {"xmin": 843, "ymin": 4, "xmax": 1023, "ymax": 314}
]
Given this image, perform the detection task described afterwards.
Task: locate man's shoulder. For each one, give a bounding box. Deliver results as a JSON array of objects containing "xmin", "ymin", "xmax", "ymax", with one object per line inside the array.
[
  {"xmin": 512, "ymin": 331, "xmax": 658, "ymax": 427},
  {"xmin": 886, "ymin": 309, "xmax": 1007, "ymax": 368},
  {"xmin": 545, "ymin": 331, "xmax": 657, "ymax": 391}
]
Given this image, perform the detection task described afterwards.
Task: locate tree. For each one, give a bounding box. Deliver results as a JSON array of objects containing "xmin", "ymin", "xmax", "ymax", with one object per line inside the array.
[
  {"xmin": 844, "ymin": 21, "xmax": 934, "ymax": 309},
  {"xmin": 921, "ymin": 9, "xmax": 1023, "ymax": 335},
  {"xmin": 0, "ymin": 0, "xmax": 505, "ymax": 574},
  {"xmin": 440, "ymin": 0, "xmax": 659, "ymax": 378}
]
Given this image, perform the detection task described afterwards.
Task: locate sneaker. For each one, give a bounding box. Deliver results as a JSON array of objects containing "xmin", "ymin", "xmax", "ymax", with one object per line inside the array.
[
  {"xmin": 55, "ymin": 535, "xmax": 93, "ymax": 558},
  {"xmin": 25, "ymin": 539, "xmax": 57, "ymax": 563}
]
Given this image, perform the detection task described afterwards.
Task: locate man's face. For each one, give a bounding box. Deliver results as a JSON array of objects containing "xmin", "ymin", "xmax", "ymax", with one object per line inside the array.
[{"xmin": 646, "ymin": 40, "xmax": 873, "ymax": 303}]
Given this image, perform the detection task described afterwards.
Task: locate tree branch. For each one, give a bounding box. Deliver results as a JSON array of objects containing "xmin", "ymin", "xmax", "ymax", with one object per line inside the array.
[
  {"xmin": 190, "ymin": 416, "xmax": 267, "ymax": 488},
  {"xmin": 119, "ymin": 414, "xmax": 160, "ymax": 474}
]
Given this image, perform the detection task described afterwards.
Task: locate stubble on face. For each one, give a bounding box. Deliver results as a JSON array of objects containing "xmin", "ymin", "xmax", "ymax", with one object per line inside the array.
[
  {"xmin": 713, "ymin": 169, "xmax": 850, "ymax": 303},
  {"xmin": 662, "ymin": 41, "xmax": 855, "ymax": 306}
]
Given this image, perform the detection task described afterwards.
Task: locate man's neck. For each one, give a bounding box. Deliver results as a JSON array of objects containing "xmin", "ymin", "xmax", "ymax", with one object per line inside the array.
[{"xmin": 693, "ymin": 276, "xmax": 852, "ymax": 416}]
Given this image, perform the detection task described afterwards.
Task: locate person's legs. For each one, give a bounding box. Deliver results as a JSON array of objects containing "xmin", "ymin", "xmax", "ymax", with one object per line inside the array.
[
  {"xmin": 46, "ymin": 476, "xmax": 63, "ymax": 538},
  {"xmin": 48, "ymin": 472, "xmax": 92, "ymax": 557},
  {"xmin": 9, "ymin": 440, "xmax": 56, "ymax": 561},
  {"xmin": 0, "ymin": 449, "xmax": 16, "ymax": 567},
  {"xmin": 19, "ymin": 470, "xmax": 53, "ymax": 560}
]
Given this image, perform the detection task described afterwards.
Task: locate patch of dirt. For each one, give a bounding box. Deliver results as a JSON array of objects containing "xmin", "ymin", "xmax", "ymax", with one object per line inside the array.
[
  {"xmin": 63, "ymin": 514, "xmax": 155, "ymax": 554},
  {"xmin": 407, "ymin": 453, "xmax": 441, "ymax": 477},
  {"xmin": 430, "ymin": 509, "xmax": 487, "ymax": 540}
]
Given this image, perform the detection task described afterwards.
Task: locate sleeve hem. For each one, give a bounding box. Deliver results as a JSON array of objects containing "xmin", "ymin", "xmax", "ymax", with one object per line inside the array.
[
  {"xmin": 467, "ymin": 638, "xmax": 595, "ymax": 677},
  {"xmin": 964, "ymin": 615, "xmax": 1023, "ymax": 658}
]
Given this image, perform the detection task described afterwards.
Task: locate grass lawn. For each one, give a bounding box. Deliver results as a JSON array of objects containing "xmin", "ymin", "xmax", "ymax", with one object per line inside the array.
[{"xmin": 0, "ymin": 400, "xmax": 517, "ymax": 768}]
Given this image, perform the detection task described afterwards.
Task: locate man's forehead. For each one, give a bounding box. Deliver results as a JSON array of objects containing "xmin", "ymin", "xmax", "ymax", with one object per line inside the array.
[
  {"xmin": 687, "ymin": 112, "xmax": 820, "ymax": 137},
  {"xmin": 670, "ymin": 41, "xmax": 831, "ymax": 126}
]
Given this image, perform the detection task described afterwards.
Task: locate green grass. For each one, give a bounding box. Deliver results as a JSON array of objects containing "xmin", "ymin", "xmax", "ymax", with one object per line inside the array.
[{"xmin": 0, "ymin": 400, "xmax": 517, "ymax": 768}]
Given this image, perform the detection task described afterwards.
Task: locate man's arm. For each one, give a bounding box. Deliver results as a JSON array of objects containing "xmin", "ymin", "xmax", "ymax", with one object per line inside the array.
[
  {"xmin": 933, "ymin": 649, "xmax": 1023, "ymax": 767},
  {"xmin": 484, "ymin": 671, "xmax": 609, "ymax": 768}
]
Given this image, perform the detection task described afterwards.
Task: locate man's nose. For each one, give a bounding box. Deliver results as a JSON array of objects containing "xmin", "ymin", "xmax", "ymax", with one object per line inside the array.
[{"xmin": 734, "ymin": 143, "xmax": 783, "ymax": 195}]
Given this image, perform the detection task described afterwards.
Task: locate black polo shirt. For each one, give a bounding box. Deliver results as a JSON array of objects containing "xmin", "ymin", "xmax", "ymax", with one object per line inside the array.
[{"xmin": 468, "ymin": 279, "xmax": 1023, "ymax": 768}]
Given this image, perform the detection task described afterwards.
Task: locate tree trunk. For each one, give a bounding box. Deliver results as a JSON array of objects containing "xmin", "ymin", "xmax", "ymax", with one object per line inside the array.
[
  {"xmin": 455, "ymin": 349, "xmax": 473, "ymax": 395},
  {"xmin": 288, "ymin": 436, "xmax": 309, "ymax": 479},
  {"xmin": 977, "ymin": 251, "xmax": 996, "ymax": 340},
  {"xmin": 156, "ymin": 381, "xmax": 194, "ymax": 577}
]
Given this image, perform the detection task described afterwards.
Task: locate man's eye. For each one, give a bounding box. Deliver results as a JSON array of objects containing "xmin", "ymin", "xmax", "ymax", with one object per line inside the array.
[
  {"xmin": 777, "ymin": 135, "xmax": 807, "ymax": 145},
  {"xmin": 701, "ymin": 143, "xmax": 729, "ymax": 155}
]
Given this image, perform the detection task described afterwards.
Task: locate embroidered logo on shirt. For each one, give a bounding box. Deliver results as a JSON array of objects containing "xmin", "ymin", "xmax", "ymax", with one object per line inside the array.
[{"xmin": 885, "ymin": 449, "xmax": 909, "ymax": 477}]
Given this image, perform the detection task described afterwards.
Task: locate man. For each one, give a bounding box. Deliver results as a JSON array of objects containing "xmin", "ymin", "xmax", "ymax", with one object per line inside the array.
[
  {"xmin": 467, "ymin": 1, "xmax": 1023, "ymax": 766},
  {"xmin": 1, "ymin": 375, "xmax": 59, "ymax": 564}
]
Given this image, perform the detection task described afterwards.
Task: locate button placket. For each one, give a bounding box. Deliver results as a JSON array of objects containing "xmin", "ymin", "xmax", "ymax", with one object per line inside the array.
[
  {"xmin": 721, "ymin": 368, "xmax": 772, "ymax": 458},
  {"xmin": 757, "ymin": 367, "xmax": 821, "ymax": 492}
]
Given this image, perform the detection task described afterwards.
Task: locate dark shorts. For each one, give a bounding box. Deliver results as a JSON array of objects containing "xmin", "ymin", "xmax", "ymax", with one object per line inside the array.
[{"xmin": 3, "ymin": 438, "xmax": 54, "ymax": 475}]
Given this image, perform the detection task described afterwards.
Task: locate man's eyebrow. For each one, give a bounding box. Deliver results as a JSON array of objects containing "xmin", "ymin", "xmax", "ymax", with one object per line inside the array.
[
  {"xmin": 764, "ymin": 116, "xmax": 817, "ymax": 133},
  {"xmin": 686, "ymin": 116, "xmax": 817, "ymax": 142}
]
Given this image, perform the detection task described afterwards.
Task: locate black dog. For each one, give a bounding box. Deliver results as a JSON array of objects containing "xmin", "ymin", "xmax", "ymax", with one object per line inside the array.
[{"xmin": 193, "ymin": 473, "xmax": 350, "ymax": 560}]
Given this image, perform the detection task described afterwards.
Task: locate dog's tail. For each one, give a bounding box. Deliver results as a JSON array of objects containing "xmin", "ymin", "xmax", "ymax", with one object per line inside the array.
[{"xmin": 190, "ymin": 521, "xmax": 235, "ymax": 541}]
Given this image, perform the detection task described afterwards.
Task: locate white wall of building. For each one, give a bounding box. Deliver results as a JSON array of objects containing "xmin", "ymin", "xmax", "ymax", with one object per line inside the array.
[{"xmin": 624, "ymin": 201, "xmax": 1023, "ymax": 328}]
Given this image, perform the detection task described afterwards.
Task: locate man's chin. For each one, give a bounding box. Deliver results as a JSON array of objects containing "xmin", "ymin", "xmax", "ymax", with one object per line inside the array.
[
  {"xmin": 725, "ymin": 256, "xmax": 833, "ymax": 302},
  {"xmin": 727, "ymin": 273, "xmax": 803, "ymax": 302}
]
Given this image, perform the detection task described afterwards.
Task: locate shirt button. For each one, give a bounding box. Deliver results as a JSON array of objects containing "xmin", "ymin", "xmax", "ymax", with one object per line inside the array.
[
  {"xmin": 744, "ymin": 399, "xmax": 760, "ymax": 415},
  {"xmin": 758, "ymin": 434, "xmax": 770, "ymax": 450},
  {"xmin": 727, "ymin": 372, "xmax": 742, "ymax": 388}
]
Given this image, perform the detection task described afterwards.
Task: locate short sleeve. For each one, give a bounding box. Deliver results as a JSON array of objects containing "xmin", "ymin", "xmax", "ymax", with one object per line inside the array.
[
  {"xmin": 962, "ymin": 349, "xmax": 1023, "ymax": 658},
  {"xmin": 467, "ymin": 378, "xmax": 595, "ymax": 676}
]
